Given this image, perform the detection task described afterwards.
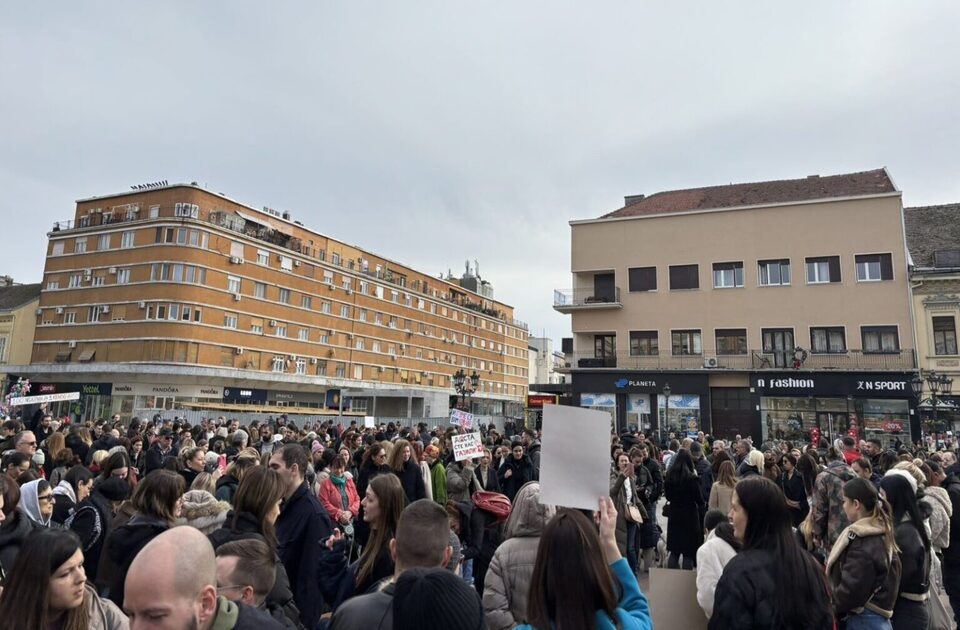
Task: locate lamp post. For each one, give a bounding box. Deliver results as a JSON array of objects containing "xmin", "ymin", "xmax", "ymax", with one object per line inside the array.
[
  {"xmin": 453, "ymin": 368, "xmax": 480, "ymax": 412},
  {"xmin": 661, "ymin": 382, "xmax": 671, "ymax": 447},
  {"xmin": 911, "ymin": 370, "xmax": 954, "ymax": 436}
]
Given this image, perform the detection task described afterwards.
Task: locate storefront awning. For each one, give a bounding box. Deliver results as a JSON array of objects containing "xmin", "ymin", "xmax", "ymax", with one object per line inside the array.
[
  {"xmin": 55, "ymin": 351, "xmax": 72, "ymax": 363},
  {"xmin": 78, "ymin": 350, "xmax": 96, "ymax": 363}
]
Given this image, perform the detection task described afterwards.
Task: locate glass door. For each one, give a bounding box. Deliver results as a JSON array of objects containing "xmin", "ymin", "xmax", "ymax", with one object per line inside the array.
[{"xmin": 763, "ymin": 328, "xmax": 795, "ymax": 368}]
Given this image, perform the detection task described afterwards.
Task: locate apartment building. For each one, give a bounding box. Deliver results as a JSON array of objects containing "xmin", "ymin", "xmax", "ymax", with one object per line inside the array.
[
  {"xmin": 555, "ymin": 169, "xmax": 918, "ymax": 445},
  {"xmin": 905, "ymin": 203, "xmax": 960, "ymax": 432},
  {"xmin": 6, "ymin": 183, "xmax": 529, "ymax": 421},
  {"xmin": 0, "ymin": 280, "xmax": 41, "ymax": 366}
]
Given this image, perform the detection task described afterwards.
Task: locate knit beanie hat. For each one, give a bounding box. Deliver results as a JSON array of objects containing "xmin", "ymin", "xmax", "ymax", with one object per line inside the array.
[
  {"xmin": 424, "ymin": 445, "xmax": 440, "ymax": 459},
  {"xmin": 311, "ymin": 440, "xmax": 324, "ymax": 455},
  {"xmin": 393, "ymin": 567, "xmax": 484, "ymax": 630}
]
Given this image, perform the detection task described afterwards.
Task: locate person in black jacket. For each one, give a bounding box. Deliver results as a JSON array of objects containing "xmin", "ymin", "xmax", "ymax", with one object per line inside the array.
[
  {"xmin": 448, "ymin": 497, "xmax": 504, "ymax": 595},
  {"xmin": 709, "ymin": 476, "xmax": 833, "ymax": 630},
  {"xmin": 269, "ymin": 444, "xmax": 333, "ymax": 629},
  {"xmin": 880, "ymin": 472, "xmax": 932, "ymax": 630},
  {"xmin": 664, "ymin": 449, "xmax": 705, "ymax": 569},
  {"xmin": 65, "ymin": 476, "xmax": 129, "ymax": 586},
  {"xmin": 498, "ymin": 442, "xmax": 534, "ymax": 502},
  {"xmin": 387, "ymin": 439, "xmax": 426, "ymax": 504},
  {"xmin": 942, "ymin": 469, "xmax": 960, "ymax": 626},
  {"xmin": 51, "ymin": 464, "xmax": 93, "ymax": 525},
  {"xmin": 637, "ymin": 444, "xmax": 663, "ymax": 572},
  {"xmin": 144, "ymin": 428, "xmax": 178, "ymax": 473},
  {"xmin": 476, "ymin": 449, "xmax": 501, "ymax": 493},
  {"xmin": 779, "ymin": 453, "xmax": 809, "ymax": 527}
]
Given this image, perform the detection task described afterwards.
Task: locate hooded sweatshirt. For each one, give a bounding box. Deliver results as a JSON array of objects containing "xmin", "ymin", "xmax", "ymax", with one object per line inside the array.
[
  {"xmin": 18, "ymin": 479, "xmax": 52, "ymax": 527},
  {"xmin": 482, "ymin": 481, "xmax": 556, "ymax": 630}
]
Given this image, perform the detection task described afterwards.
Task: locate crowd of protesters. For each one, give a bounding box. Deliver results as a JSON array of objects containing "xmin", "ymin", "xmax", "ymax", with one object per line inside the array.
[{"xmin": 5, "ymin": 403, "xmax": 960, "ymax": 630}]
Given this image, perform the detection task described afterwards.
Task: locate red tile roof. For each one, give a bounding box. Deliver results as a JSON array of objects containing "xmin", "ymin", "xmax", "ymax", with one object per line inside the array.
[{"xmin": 601, "ymin": 168, "xmax": 896, "ymax": 219}]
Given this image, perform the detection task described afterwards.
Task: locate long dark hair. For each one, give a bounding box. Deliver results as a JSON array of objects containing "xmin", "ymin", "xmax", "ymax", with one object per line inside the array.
[
  {"xmin": 795, "ymin": 453, "xmax": 819, "ymax": 497},
  {"xmin": 664, "ymin": 448, "xmax": 696, "ymax": 485},
  {"xmin": 704, "ymin": 508, "xmax": 740, "ymax": 551},
  {"xmin": 527, "ymin": 508, "xmax": 619, "ymax": 630},
  {"xmin": 0, "ymin": 528, "xmax": 88, "ymax": 630},
  {"xmin": 232, "ymin": 466, "xmax": 285, "ymax": 551},
  {"xmin": 734, "ymin": 476, "xmax": 832, "ymax": 628},
  {"xmin": 130, "ymin": 469, "xmax": 184, "ymax": 524},
  {"xmin": 880, "ymin": 473, "xmax": 931, "ymax": 551},
  {"xmin": 360, "ymin": 443, "xmax": 386, "ymax": 470},
  {"xmin": 356, "ymin": 473, "xmax": 405, "ymax": 588}
]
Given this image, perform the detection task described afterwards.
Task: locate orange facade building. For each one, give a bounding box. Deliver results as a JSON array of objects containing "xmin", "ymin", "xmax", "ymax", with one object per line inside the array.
[{"xmin": 11, "ymin": 183, "xmax": 529, "ymax": 422}]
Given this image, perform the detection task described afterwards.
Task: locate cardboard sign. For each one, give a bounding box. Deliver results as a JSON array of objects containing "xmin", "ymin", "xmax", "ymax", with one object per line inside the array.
[
  {"xmin": 452, "ymin": 432, "xmax": 484, "ymax": 461},
  {"xmin": 450, "ymin": 409, "xmax": 474, "ymax": 430},
  {"xmin": 649, "ymin": 568, "xmax": 708, "ymax": 630},
  {"xmin": 9, "ymin": 391, "xmax": 81, "ymax": 406},
  {"xmin": 539, "ymin": 405, "xmax": 611, "ymax": 511}
]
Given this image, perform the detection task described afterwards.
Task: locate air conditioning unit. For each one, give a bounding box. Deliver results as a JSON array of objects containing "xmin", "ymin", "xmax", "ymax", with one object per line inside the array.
[
  {"xmin": 138, "ymin": 301, "xmax": 146, "ymax": 309},
  {"xmin": 703, "ymin": 357, "xmax": 719, "ymax": 369},
  {"xmin": 269, "ymin": 320, "xmax": 277, "ymax": 327},
  {"xmin": 83, "ymin": 269, "xmax": 92, "ymax": 279},
  {"xmin": 56, "ymin": 307, "xmax": 64, "ymax": 314},
  {"xmin": 235, "ymin": 347, "xmax": 244, "ymax": 355},
  {"xmin": 288, "ymin": 354, "xmax": 296, "ymax": 361},
  {"xmin": 108, "ymin": 267, "xmax": 117, "ymax": 274},
  {"xmin": 229, "ymin": 256, "xmax": 243, "ymax": 264},
  {"xmin": 378, "ymin": 366, "xmax": 385, "ymax": 373},
  {"xmin": 327, "ymin": 284, "xmax": 334, "ymax": 290},
  {"xmin": 310, "ymin": 358, "xmax": 318, "ymax": 365},
  {"xmin": 68, "ymin": 341, "xmax": 77, "ymax": 348},
  {"xmin": 293, "ymin": 260, "xmax": 301, "ymax": 267},
  {"xmin": 101, "ymin": 305, "xmax": 110, "ymax": 314},
  {"xmin": 233, "ymin": 293, "xmax": 242, "ymax": 302},
  {"xmin": 345, "ymin": 288, "xmax": 352, "ymax": 295},
  {"xmin": 36, "ymin": 308, "xmax": 43, "ymax": 316}
]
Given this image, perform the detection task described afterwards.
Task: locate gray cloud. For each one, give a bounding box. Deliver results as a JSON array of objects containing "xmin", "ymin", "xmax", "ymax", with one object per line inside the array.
[{"xmin": 2, "ymin": 2, "xmax": 959, "ymax": 343}]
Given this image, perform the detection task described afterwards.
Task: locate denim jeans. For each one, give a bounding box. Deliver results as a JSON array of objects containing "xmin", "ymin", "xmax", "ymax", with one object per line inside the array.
[
  {"xmin": 625, "ymin": 522, "xmax": 639, "ymax": 574},
  {"xmin": 844, "ymin": 610, "xmax": 892, "ymax": 630}
]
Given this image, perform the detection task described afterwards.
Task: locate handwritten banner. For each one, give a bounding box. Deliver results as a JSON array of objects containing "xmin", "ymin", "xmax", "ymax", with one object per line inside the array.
[
  {"xmin": 452, "ymin": 432, "xmax": 484, "ymax": 461},
  {"xmin": 450, "ymin": 409, "xmax": 474, "ymax": 430}
]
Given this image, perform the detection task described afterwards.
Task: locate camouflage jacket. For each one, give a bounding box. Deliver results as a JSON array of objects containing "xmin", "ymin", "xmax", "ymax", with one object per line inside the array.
[{"xmin": 813, "ymin": 460, "xmax": 856, "ymax": 552}]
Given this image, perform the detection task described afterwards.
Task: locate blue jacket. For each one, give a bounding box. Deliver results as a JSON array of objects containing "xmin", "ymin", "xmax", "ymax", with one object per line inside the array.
[
  {"xmin": 515, "ymin": 557, "xmax": 652, "ymax": 630},
  {"xmin": 276, "ymin": 481, "xmax": 332, "ymax": 628}
]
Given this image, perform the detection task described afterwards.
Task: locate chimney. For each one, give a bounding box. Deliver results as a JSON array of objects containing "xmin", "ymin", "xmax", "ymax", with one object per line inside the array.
[
  {"xmin": 624, "ymin": 194, "xmax": 645, "ymax": 207},
  {"xmin": 0, "ymin": 275, "xmax": 14, "ymax": 287}
]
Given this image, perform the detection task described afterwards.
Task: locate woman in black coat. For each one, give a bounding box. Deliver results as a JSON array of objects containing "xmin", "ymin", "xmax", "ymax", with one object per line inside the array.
[
  {"xmin": 778, "ymin": 453, "xmax": 808, "ymax": 527},
  {"xmin": 664, "ymin": 449, "xmax": 705, "ymax": 570},
  {"xmin": 387, "ymin": 439, "xmax": 426, "ymax": 504},
  {"xmin": 476, "ymin": 449, "xmax": 501, "ymax": 493},
  {"xmin": 498, "ymin": 441, "xmax": 534, "ymax": 502}
]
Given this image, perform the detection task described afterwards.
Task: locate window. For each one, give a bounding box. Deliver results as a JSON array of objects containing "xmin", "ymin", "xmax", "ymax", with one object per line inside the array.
[
  {"xmin": 715, "ymin": 329, "xmax": 747, "ymax": 355},
  {"xmin": 323, "ymin": 270, "xmax": 334, "ymax": 285},
  {"xmin": 175, "ymin": 203, "xmax": 199, "ymax": 218},
  {"xmin": 227, "ymin": 276, "xmax": 241, "ymax": 294},
  {"xmin": 51, "ymin": 241, "xmax": 64, "ymax": 256},
  {"xmin": 805, "ymin": 256, "xmax": 841, "ymax": 283},
  {"xmin": 92, "ymin": 275, "xmax": 105, "ymax": 287},
  {"xmin": 276, "ymin": 325, "xmax": 287, "ymax": 338},
  {"xmin": 331, "ymin": 252, "xmax": 341, "ymax": 266},
  {"xmin": 356, "ymin": 338, "xmax": 365, "ymax": 350},
  {"xmin": 335, "ymin": 364, "xmax": 346, "ymax": 378},
  {"xmin": 669, "ymin": 264, "xmax": 699, "ymax": 290},
  {"xmin": 279, "ymin": 288, "xmax": 291, "ymax": 304},
  {"xmin": 320, "ymin": 332, "xmax": 329, "ymax": 344},
  {"xmin": 295, "ymin": 358, "xmax": 307, "ymax": 375},
  {"xmin": 121, "ymin": 231, "xmax": 135, "ymax": 248},
  {"xmin": 342, "ymin": 278, "xmax": 351, "ymax": 291},
  {"xmin": 149, "ymin": 205, "xmax": 160, "ymax": 218},
  {"xmin": 758, "ymin": 259, "xmax": 790, "ymax": 286},
  {"xmin": 855, "ymin": 254, "xmax": 893, "ymax": 282},
  {"xmin": 64, "ymin": 311, "xmax": 76, "ymax": 324},
  {"xmin": 230, "ymin": 242, "xmax": 244, "ymax": 259},
  {"xmin": 712, "ymin": 262, "xmax": 744, "ymax": 288},
  {"xmin": 254, "ymin": 282, "xmax": 266, "ymax": 299},
  {"xmin": 810, "ymin": 327, "xmax": 846, "ymax": 354},
  {"xmin": 934, "ymin": 316, "xmax": 958, "ymax": 355},
  {"xmin": 762, "ymin": 328, "xmax": 795, "ymax": 368},
  {"xmin": 372, "ymin": 340, "xmax": 381, "ymax": 353},
  {"xmin": 862, "ymin": 326, "xmax": 900, "ymax": 353},
  {"xmin": 301, "ymin": 295, "xmax": 312, "ymax": 310},
  {"xmin": 321, "ymin": 301, "xmax": 331, "ymax": 314},
  {"xmin": 68, "ymin": 274, "xmax": 83, "ymax": 288},
  {"xmin": 224, "ymin": 313, "xmax": 238, "ymax": 329},
  {"xmin": 359, "ymin": 309, "xmax": 367, "ymax": 322},
  {"xmin": 74, "ymin": 237, "xmax": 87, "ymax": 253},
  {"xmin": 298, "ymin": 328, "xmax": 310, "ymax": 341},
  {"xmin": 391, "ymin": 290, "xmax": 399, "ymax": 303},
  {"xmin": 672, "ymin": 330, "xmax": 702, "ymax": 355},
  {"xmin": 46, "ymin": 279, "xmax": 59, "ymax": 290},
  {"xmin": 251, "ymin": 319, "xmax": 263, "ymax": 334},
  {"xmin": 272, "ymin": 356, "xmax": 285, "ymax": 372},
  {"xmin": 98, "ymin": 234, "xmax": 111, "ymax": 250},
  {"xmin": 628, "ymin": 267, "xmax": 657, "ymax": 292},
  {"xmin": 280, "ymin": 256, "xmax": 293, "ymax": 272},
  {"xmin": 375, "ymin": 286, "xmax": 384, "ymax": 299},
  {"xmin": 340, "ymin": 305, "xmax": 350, "ymax": 318},
  {"xmin": 629, "ymin": 331, "xmax": 658, "ymax": 356},
  {"xmin": 257, "ymin": 249, "xmax": 269, "ymax": 265}
]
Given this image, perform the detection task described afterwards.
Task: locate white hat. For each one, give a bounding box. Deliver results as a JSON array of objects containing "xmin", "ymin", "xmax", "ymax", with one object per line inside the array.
[{"xmin": 884, "ymin": 468, "xmax": 918, "ymax": 494}]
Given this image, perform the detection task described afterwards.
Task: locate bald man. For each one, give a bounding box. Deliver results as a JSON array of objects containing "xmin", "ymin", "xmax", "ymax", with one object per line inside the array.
[{"xmin": 124, "ymin": 526, "xmax": 284, "ymax": 630}]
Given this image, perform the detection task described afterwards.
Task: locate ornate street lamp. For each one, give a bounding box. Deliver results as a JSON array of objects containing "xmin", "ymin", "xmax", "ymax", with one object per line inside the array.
[
  {"xmin": 661, "ymin": 382, "xmax": 671, "ymax": 446},
  {"xmin": 453, "ymin": 368, "xmax": 480, "ymax": 411}
]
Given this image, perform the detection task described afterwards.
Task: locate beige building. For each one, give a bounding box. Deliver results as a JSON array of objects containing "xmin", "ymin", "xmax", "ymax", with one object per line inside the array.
[
  {"xmin": 905, "ymin": 203, "xmax": 960, "ymax": 432},
  {"xmin": 556, "ymin": 169, "xmax": 918, "ymax": 445},
  {"xmin": 0, "ymin": 279, "xmax": 41, "ymax": 367}
]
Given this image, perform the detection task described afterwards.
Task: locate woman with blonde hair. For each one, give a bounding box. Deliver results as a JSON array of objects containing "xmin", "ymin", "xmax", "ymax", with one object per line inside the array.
[
  {"xmin": 215, "ymin": 447, "xmax": 259, "ymax": 504},
  {"xmin": 708, "ymin": 460, "xmax": 737, "ymax": 515}
]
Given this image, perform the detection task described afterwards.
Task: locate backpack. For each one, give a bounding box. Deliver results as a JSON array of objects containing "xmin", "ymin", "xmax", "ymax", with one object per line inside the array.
[{"xmin": 472, "ymin": 491, "xmax": 512, "ymax": 522}]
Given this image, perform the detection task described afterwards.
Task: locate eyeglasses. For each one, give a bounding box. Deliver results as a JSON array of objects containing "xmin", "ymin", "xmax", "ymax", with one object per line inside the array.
[
  {"xmin": 22, "ymin": 441, "xmax": 37, "ymax": 447},
  {"xmin": 37, "ymin": 494, "xmax": 55, "ymax": 503}
]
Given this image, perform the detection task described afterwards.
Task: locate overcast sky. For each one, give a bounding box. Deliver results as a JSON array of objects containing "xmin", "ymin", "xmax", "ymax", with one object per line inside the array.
[{"xmin": 2, "ymin": 2, "xmax": 959, "ymax": 344}]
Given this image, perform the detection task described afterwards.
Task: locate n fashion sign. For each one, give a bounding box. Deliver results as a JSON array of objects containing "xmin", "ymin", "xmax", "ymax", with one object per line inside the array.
[{"xmin": 750, "ymin": 372, "xmax": 912, "ymax": 398}]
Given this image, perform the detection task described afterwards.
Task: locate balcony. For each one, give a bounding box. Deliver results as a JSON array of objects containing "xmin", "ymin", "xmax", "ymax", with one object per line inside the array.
[
  {"xmin": 553, "ymin": 287, "xmax": 622, "ymax": 313},
  {"xmin": 565, "ymin": 348, "xmax": 916, "ymax": 371}
]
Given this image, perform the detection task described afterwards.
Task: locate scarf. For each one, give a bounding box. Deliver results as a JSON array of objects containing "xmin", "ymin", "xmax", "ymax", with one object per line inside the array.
[{"xmin": 330, "ymin": 473, "xmax": 349, "ymax": 511}]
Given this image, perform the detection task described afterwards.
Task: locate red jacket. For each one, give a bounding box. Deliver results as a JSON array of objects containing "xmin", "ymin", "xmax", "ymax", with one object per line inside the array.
[{"xmin": 318, "ymin": 476, "xmax": 360, "ymax": 522}]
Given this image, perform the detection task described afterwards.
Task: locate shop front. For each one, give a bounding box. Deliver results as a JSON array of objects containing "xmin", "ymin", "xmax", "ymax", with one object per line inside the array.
[
  {"xmin": 571, "ymin": 372, "xmax": 711, "ymax": 439},
  {"xmin": 18, "ymin": 381, "xmax": 113, "ymax": 423},
  {"xmin": 750, "ymin": 372, "xmax": 917, "ymax": 448},
  {"xmin": 112, "ymin": 382, "xmax": 224, "ymax": 417}
]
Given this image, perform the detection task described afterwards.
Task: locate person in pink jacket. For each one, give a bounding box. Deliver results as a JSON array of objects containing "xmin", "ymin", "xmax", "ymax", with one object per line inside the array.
[{"xmin": 318, "ymin": 455, "xmax": 360, "ymax": 530}]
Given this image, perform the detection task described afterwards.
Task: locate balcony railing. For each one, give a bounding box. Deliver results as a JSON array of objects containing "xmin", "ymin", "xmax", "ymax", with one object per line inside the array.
[
  {"xmin": 553, "ymin": 287, "xmax": 622, "ymax": 312},
  {"xmin": 565, "ymin": 349, "xmax": 916, "ymax": 371}
]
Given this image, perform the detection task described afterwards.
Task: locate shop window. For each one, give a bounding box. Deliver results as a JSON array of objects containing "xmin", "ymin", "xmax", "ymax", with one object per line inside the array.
[
  {"xmin": 934, "ymin": 316, "xmax": 958, "ymax": 355},
  {"xmin": 810, "ymin": 327, "xmax": 846, "ymax": 354},
  {"xmin": 712, "ymin": 262, "xmax": 744, "ymax": 289},
  {"xmin": 629, "ymin": 331, "xmax": 658, "ymax": 356},
  {"xmin": 715, "ymin": 329, "xmax": 747, "ymax": 355},
  {"xmin": 861, "ymin": 326, "xmax": 900, "ymax": 353},
  {"xmin": 758, "ymin": 259, "xmax": 791, "ymax": 286},
  {"xmin": 805, "ymin": 256, "xmax": 841, "ymax": 284},
  {"xmin": 855, "ymin": 254, "xmax": 893, "ymax": 282},
  {"xmin": 628, "ymin": 267, "xmax": 657, "ymax": 292},
  {"xmin": 672, "ymin": 330, "xmax": 702, "ymax": 355},
  {"xmin": 669, "ymin": 265, "xmax": 699, "ymax": 290}
]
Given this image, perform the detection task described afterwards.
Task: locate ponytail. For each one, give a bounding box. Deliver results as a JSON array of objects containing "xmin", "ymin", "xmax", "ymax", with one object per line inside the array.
[
  {"xmin": 873, "ymin": 494, "xmax": 900, "ymax": 557},
  {"xmin": 843, "ymin": 476, "xmax": 899, "ymax": 557}
]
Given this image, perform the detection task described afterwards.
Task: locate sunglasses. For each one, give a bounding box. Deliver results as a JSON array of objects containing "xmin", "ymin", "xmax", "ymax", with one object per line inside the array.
[{"xmin": 37, "ymin": 494, "xmax": 55, "ymax": 503}]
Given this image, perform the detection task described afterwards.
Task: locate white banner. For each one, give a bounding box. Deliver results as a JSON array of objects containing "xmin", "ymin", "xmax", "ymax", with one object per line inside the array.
[
  {"xmin": 364, "ymin": 416, "xmax": 375, "ymax": 428},
  {"xmin": 450, "ymin": 409, "xmax": 474, "ymax": 430},
  {"xmin": 452, "ymin": 432, "xmax": 485, "ymax": 461},
  {"xmin": 10, "ymin": 392, "xmax": 81, "ymax": 406},
  {"xmin": 539, "ymin": 405, "xmax": 611, "ymax": 511}
]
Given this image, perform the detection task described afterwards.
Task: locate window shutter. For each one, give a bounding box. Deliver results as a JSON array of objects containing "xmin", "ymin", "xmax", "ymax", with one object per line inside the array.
[
  {"xmin": 880, "ymin": 254, "xmax": 894, "ymax": 280},
  {"xmin": 828, "ymin": 256, "xmax": 842, "ymax": 283}
]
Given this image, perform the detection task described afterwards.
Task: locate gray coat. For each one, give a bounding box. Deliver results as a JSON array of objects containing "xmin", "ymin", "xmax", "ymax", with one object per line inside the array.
[{"xmin": 482, "ymin": 482, "xmax": 556, "ymax": 630}]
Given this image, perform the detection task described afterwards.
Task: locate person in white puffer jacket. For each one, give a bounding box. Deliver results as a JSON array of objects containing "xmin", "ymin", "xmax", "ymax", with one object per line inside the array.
[
  {"xmin": 696, "ymin": 509, "xmax": 739, "ymax": 620},
  {"xmin": 921, "ymin": 459, "xmax": 953, "ymax": 588}
]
